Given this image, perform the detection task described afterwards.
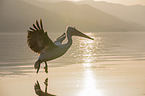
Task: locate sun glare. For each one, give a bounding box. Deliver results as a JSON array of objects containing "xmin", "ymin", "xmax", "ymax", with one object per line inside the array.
[
  {"xmin": 78, "ymin": 68, "xmax": 103, "ymax": 96},
  {"xmin": 94, "ymin": 0, "xmax": 115, "ymax": 3},
  {"xmin": 77, "ymin": 33, "xmax": 103, "ymax": 96}
]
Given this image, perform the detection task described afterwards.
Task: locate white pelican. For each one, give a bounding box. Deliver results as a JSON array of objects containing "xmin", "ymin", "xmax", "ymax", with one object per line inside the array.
[{"xmin": 27, "ymin": 19, "xmax": 94, "ymax": 73}]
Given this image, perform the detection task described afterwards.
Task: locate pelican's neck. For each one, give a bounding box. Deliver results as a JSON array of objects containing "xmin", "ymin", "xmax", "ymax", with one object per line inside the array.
[{"xmin": 66, "ymin": 30, "xmax": 72, "ymax": 48}]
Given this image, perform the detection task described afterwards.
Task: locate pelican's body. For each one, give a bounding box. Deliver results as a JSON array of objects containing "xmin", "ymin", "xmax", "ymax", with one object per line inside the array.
[
  {"xmin": 38, "ymin": 43, "xmax": 71, "ymax": 62},
  {"xmin": 27, "ymin": 19, "xmax": 94, "ymax": 73}
]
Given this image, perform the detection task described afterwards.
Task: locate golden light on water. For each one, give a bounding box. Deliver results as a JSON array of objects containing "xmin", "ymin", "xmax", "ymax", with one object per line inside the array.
[
  {"xmin": 81, "ymin": 38, "xmax": 95, "ymax": 63},
  {"xmin": 78, "ymin": 68, "xmax": 103, "ymax": 96},
  {"xmin": 78, "ymin": 62, "xmax": 103, "ymax": 96},
  {"xmin": 78, "ymin": 34, "xmax": 103, "ymax": 96}
]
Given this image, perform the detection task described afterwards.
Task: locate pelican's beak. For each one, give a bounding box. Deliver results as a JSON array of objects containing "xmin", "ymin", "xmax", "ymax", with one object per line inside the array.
[{"xmin": 73, "ymin": 30, "xmax": 94, "ymax": 40}]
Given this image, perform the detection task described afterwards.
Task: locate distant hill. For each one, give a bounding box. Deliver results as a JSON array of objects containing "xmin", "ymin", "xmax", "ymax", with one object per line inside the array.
[
  {"xmin": 0, "ymin": 0, "xmax": 67, "ymax": 32},
  {"xmin": 26, "ymin": 0, "xmax": 145, "ymax": 32},
  {"xmin": 77, "ymin": 1, "xmax": 145, "ymax": 27},
  {"xmin": 0, "ymin": 0, "xmax": 144, "ymax": 32}
]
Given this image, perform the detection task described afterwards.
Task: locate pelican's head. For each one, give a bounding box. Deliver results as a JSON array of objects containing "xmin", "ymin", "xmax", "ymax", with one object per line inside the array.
[{"xmin": 67, "ymin": 27, "xmax": 94, "ymax": 40}]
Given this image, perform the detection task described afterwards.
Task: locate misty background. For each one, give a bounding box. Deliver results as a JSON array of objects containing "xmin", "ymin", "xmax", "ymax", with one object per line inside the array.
[
  {"xmin": 0, "ymin": 0, "xmax": 145, "ymax": 32},
  {"xmin": 1, "ymin": 0, "xmax": 145, "ymax": 76}
]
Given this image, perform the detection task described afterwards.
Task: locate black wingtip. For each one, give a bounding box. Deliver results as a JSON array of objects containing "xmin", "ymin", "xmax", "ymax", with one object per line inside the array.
[
  {"xmin": 33, "ymin": 24, "xmax": 38, "ymax": 30},
  {"xmin": 30, "ymin": 27, "xmax": 35, "ymax": 31},
  {"xmin": 40, "ymin": 19, "xmax": 43, "ymax": 30},
  {"xmin": 36, "ymin": 20, "xmax": 40, "ymax": 29}
]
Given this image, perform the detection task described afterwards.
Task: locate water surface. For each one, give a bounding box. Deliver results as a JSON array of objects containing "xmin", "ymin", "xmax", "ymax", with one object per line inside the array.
[{"xmin": 0, "ymin": 32, "xmax": 145, "ymax": 75}]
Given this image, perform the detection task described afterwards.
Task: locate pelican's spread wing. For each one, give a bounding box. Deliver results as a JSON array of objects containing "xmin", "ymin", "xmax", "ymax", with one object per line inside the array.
[
  {"xmin": 27, "ymin": 19, "xmax": 57, "ymax": 53},
  {"xmin": 54, "ymin": 33, "xmax": 66, "ymax": 45}
]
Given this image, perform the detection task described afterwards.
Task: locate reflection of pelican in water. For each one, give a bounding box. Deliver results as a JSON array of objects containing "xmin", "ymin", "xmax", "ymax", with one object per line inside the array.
[
  {"xmin": 27, "ymin": 19, "xmax": 94, "ymax": 73},
  {"xmin": 34, "ymin": 78, "xmax": 56, "ymax": 96}
]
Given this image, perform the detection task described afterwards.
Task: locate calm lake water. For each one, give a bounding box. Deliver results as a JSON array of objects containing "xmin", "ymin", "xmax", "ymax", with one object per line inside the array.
[{"xmin": 0, "ymin": 32, "xmax": 145, "ymax": 75}]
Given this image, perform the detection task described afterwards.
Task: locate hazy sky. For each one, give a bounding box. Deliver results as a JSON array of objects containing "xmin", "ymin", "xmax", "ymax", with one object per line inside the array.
[
  {"xmin": 93, "ymin": 0, "xmax": 145, "ymax": 5},
  {"xmin": 38, "ymin": 0, "xmax": 145, "ymax": 5}
]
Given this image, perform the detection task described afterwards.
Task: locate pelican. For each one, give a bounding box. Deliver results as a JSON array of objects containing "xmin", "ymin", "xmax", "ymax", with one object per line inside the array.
[{"xmin": 27, "ymin": 19, "xmax": 94, "ymax": 73}]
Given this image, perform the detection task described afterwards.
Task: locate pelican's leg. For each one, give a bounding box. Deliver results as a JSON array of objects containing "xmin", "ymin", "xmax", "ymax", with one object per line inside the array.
[
  {"xmin": 35, "ymin": 60, "xmax": 41, "ymax": 74},
  {"xmin": 44, "ymin": 78, "xmax": 48, "ymax": 93},
  {"xmin": 44, "ymin": 62, "xmax": 48, "ymax": 73}
]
